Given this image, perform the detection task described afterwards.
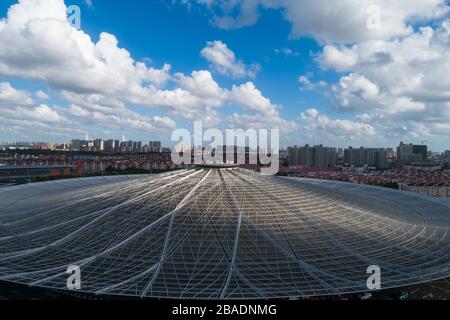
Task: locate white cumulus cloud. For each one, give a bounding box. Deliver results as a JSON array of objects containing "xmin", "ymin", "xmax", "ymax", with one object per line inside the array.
[
  {"xmin": 201, "ymin": 40, "xmax": 259, "ymax": 78},
  {"xmin": 0, "ymin": 81, "xmax": 33, "ymax": 106},
  {"xmin": 183, "ymin": 0, "xmax": 449, "ymax": 43},
  {"xmin": 0, "ymin": 0, "xmax": 295, "ymax": 137}
]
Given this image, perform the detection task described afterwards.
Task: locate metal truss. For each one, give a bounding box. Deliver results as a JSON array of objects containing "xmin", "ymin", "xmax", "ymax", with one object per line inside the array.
[{"xmin": 0, "ymin": 168, "xmax": 449, "ymax": 299}]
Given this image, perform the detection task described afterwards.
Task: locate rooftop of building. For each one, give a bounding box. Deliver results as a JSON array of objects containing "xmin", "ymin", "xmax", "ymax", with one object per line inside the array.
[{"xmin": 0, "ymin": 170, "xmax": 449, "ymax": 299}]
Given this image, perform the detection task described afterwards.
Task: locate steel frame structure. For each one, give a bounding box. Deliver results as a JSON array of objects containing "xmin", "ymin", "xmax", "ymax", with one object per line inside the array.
[{"xmin": 0, "ymin": 168, "xmax": 449, "ymax": 299}]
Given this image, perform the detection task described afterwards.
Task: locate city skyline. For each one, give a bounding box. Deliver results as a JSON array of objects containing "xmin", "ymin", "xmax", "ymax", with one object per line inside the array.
[
  {"xmin": 0, "ymin": 0, "xmax": 449, "ymax": 151},
  {"xmin": 0, "ymin": 136, "xmax": 443, "ymax": 153}
]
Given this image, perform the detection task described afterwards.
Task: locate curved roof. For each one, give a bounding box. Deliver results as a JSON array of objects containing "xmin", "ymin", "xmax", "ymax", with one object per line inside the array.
[{"xmin": 0, "ymin": 168, "xmax": 449, "ymax": 299}]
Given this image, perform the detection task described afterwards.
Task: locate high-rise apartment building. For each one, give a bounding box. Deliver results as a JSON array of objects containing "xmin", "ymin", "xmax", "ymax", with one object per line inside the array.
[
  {"xmin": 443, "ymin": 150, "xmax": 450, "ymax": 168},
  {"xmin": 397, "ymin": 142, "xmax": 426, "ymax": 166},
  {"xmin": 149, "ymin": 141, "xmax": 162, "ymax": 153},
  {"xmin": 412, "ymin": 145, "xmax": 428, "ymax": 161},
  {"xmin": 93, "ymin": 139, "xmax": 104, "ymax": 152},
  {"xmin": 70, "ymin": 139, "xmax": 91, "ymax": 151},
  {"xmin": 120, "ymin": 140, "xmax": 133, "ymax": 153},
  {"xmin": 288, "ymin": 144, "xmax": 337, "ymax": 168},
  {"xmin": 344, "ymin": 147, "xmax": 387, "ymax": 169},
  {"xmin": 132, "ymin": 141, "xmax": 142, "ymax": 152},
  {"xmin": 104, "ymin": 139, "xmax": 118, "ymax": 153}
]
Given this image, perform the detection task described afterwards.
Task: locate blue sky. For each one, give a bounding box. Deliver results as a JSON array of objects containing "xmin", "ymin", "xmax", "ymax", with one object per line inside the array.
[{"xmin": 0, "ymin": 0, "xmax": 449, "ymax": 150}]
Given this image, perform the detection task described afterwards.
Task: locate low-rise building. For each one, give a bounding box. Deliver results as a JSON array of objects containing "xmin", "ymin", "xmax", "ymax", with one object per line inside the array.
[{"xmin": 398, "ymin": 182, "xmax": 450, "ymax": 198}]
